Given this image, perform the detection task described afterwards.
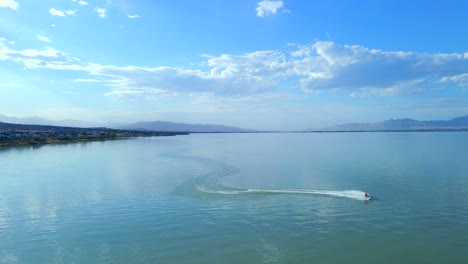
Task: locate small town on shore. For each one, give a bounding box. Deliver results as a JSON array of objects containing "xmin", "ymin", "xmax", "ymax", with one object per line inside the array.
[{"xmin": 0, "ymin": 122, "xmax": 187, "ymax": 147}]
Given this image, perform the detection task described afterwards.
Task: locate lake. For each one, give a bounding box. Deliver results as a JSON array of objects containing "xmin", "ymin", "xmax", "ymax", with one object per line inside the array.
[{"xmin": 1, "ymin": 132, "xmax": 467, "ymax": 263}]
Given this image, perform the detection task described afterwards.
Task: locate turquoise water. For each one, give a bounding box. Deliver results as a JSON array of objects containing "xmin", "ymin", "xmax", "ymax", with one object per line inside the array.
[{"xmin": 1, "ymin": 132, "xmax": 468, "ymax": 263}]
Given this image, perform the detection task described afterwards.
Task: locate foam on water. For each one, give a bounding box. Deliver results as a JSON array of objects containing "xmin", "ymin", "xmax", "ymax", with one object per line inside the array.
[
  {"xmin": 176, "ymin": 154, "xmax": 370, "ymax": 201},
  {"xmin": 195, "ymin": 185, "xmax": 370, "ymax": 200}
]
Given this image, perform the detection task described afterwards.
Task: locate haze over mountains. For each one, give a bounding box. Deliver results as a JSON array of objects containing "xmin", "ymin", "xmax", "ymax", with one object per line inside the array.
[
  {"xmin": 119, "ymin": 121, "xmax": 255, "ymax": 133},
  {"xmin": 2, "ymin": 114, "xmax": 468, "ymax": 132},
  {"xmin": 0, "ymin": 114, "xmax": 102, "ymax": 128},
  {"xmin": 0, "ymin": 114, "xmax": 254, "ymax": 133},
  {"xmin": 319, "ymin": 115, "xmax": 468, "ymax": 131}
]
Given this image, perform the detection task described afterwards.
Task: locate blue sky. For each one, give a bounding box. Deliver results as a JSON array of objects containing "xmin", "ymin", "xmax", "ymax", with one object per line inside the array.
[{"xmin": 1, "ymin": 0, "xmax": 467, "ymax": 130}]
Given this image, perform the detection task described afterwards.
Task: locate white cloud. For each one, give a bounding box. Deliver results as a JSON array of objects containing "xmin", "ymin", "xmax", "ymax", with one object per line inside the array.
[
  {"xmin": 49, "ymin": 8, "xmax": 77, "ymax": 17},
  {"xmin": 0, "ymin": 46, "xmax": 82, "ymax": 70},
  {"xmin": 1, "ymin": 41, "xmax": 467, "ymax": 99},
  {"xmin": 0, "ymin": 0, "xmax": 19, "ymax": 10},
  {"xmin": 291, "ymin": 45, "xmax": 313, "ymax": 57},
  {"xmin": 90, "ymin": 50, "xmax": 290, "ymax": 96},
  {"xmin": 95, "ymin": 43, "xmax": 467, "ymax": 97},
  {"xmin": 0, "ymin": 37, "xmax": 14, "ymax": 47},
  {"xmin": 78, "ymin": 1, "xmax": 88, "ymax": 5},
  {"xmin": 36, "ymin": 35, "xmax": 51, "ymax": 43},
  {"xmin": 296, "ymin": 41, "xmax": 468, "ymax": 94},
  {"xmin": 441, "ymin": 73, "xmax": 468, "ymax": 86},
  {"xmin": 65, "ymin": 9, "xmax": 78, "ymax": 15},
  {"xmin": 256, "ymin": 0, "xmax": 284, "ymax": 17},
  {"xmin": 49, "ymin": 8, "xmax": 65, "ymax": 16},
  {"xmin": 128, "ymin": 14, "xmax": 140, "ymax": 19},
  {"xmin": 51, "ymin": 24, "xmax": 56, "ymax": 27},
  {"xmin": 95, "ymin": 7, "xmax": 106, "ymax": 18}
]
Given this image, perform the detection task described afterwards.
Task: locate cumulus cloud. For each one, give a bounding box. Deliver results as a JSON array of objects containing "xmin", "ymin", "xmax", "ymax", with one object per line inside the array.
[
  {"xmin": 95, "ymin": 7, "xmax": 106, "ymax": 18},
  {"xmin": 49, "ymin": 8, "xmax": 65, "ymax": 16},
  {"xmin": 0, "ymin": 0, "xmax": 19, "ymax": 10},
  {"xmin": 256, "ymin": 0, "xmax": 284, "ymax": 17},
  {"xmin": 78, "ymin": 1, "xmax": 88, "ymax": 5},
  {"xmin": 36, "ymin": 35, "xmax": 51, "ymax": 43},
  {"xmin": 296, "ymin": 41, "xmax": 468, "ymax": 94},
  {"xmin": 1, "ymin": 41, "xmax": 467, "ymax": 99},
  {"xmin": 89, "ymin": 50, "xmax": 290, "ymax": 96},
  {"xmin": 128, "ymin": 14, "xmax": 140, "ymax": 19},
  {"xmin": 99, "ymin": 42, "xmax": 467, "ymax": 97}
]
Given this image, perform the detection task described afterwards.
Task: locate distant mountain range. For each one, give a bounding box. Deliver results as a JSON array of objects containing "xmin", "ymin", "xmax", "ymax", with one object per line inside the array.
[
  {"xmin": 3, "ymin": 113, "xmax": 468, "ymax": 133},
  {"xmin": 0, "ymin": 114, "xmax": 102, "ymax": 128},
  {"xmin": 118, "ymin": 121, "xmax": 256, "ymax": 133},
  {"xmin": 0, "ymin": 114, "xmax": 255, "ymax": 133},
  {"xmin": 319, "ymin": 115, "xmax": 468, "ymax": 131}
]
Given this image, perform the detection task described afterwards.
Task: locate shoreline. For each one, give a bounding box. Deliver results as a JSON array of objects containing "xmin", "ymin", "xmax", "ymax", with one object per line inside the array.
[{"xmin": 0, "ymin": 122, "xmax": 189, "ymax": 147}]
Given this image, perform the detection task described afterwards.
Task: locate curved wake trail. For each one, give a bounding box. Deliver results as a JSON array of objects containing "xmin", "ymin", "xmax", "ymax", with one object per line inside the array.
[
  {"xmin": 172, "ymin": 154, "xmax": 370, "ymax": 201},
  {"xmin": 195, "ymin": 186, "xmax": 370, "ymax": 201}
]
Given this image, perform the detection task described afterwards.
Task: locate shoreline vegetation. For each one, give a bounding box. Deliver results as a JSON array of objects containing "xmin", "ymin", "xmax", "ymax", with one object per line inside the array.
[{"xmin": 0, "ymin": 122, "xmax": 188, "ymax": 147}]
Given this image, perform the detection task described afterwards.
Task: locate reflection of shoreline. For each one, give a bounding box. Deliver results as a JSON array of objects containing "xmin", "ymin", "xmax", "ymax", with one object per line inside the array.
[
  {"xmin": 0, "ymin": 136, "xmax": 151, "ymax": 148},
  {"xmin": 1, "ymin": 137, "xmax": 123, "ymax": 147}
]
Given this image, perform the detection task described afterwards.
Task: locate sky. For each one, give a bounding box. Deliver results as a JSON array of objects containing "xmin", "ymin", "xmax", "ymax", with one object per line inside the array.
[{"xmin": 1, "ymin": 0, "xmax": 467, "ymax": 130}]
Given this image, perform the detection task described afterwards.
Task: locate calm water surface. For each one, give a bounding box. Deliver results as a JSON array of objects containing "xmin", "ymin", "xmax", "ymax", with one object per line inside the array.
[{"xmin": 1, "ymin": 133, "xmax": 468, "ymax": 263}]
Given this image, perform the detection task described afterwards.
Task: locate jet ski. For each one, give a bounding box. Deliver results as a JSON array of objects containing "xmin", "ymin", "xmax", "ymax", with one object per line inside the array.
[{"xmin": 364, "ymin": 192, "xmax": 372, "ymax": 200}]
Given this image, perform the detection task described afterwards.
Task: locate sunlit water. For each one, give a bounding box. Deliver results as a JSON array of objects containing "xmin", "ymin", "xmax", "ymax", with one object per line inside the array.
[{"xmin": 1, "ymin": 132, "xmax": 468, "ymax": 263}]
